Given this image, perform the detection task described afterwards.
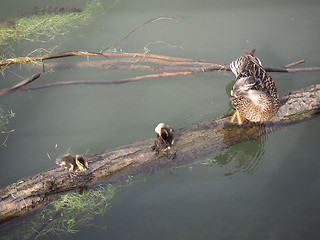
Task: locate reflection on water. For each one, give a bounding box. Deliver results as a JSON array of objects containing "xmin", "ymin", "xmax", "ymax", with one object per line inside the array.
[
  {"xmin": 215, "ymin": 134, "xmax": 267, "ymax": 176},
  {"xmin": 225, "ymin": 80, "xmax": 235, "ymax": 113}
]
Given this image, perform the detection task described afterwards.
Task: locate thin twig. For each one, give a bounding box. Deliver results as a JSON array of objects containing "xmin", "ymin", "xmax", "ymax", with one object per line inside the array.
[
  {"xmin": 99, "ymin": 16, "xmax": 182, "ymax": 53},
  {"xmin": 264, "ymin": 67, "xmax": 320, "ymax": 72},
  {"xmin": 7, "ymin": 70, "xmax": 25, "ymax": 79},
  {"xmin": 284, "ymin": 59, "xmax": 305, "ymax": 68}
]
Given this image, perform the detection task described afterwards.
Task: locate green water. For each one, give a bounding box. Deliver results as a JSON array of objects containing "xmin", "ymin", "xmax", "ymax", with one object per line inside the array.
[{"xmin": 1, "ymin": 0, "xmax": 320, "ymax": 239}]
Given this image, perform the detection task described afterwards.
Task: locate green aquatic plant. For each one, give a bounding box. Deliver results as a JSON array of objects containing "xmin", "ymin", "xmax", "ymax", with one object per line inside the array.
[
  {"xmin": 1, "ymin": 184, "xmax": 115, "ymax": 240},
  {"xmin": 1, "ymin": 175, "xmax": 149, "ymax": 240},
  {"xmin": 41, "ymin": 184, "xmax": 115, "ymax": 237},
  {"xmin": 0, "ymin": 1, "xmax": 103, "ymax": 47},
  {"xmin": 0, "ymin": 107, "xmax": 15, "ymax": 147}
]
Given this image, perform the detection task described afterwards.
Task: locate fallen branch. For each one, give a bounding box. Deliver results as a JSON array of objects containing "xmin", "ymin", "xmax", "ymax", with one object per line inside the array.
[
  {"xmin": 0, "ymin": 51, "xmax": 210, "ymax": 67},
  {"xmin": 0, "ymin": 83, "xmax": 319, "ymax": 223},
  {"xmin": 0, "ymin": 72, "xmax": 41, "ymax": 96},
  {"xmin": 1, "ymin": 54, "xmax": 318, "ymax": 93},
  {"xmin": 14, "ymin": 71, "xmax": 198, "ymax": 92}
]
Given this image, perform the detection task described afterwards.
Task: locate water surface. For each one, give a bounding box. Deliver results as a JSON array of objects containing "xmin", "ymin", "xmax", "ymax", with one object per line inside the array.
[{"xmin": 0, "ymin": 0, "xmax": 320, "ymax": 239}]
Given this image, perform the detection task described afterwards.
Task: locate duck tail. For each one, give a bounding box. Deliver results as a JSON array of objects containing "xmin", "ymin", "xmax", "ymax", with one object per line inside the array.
[{"xmin": 241, "ymin": 48, "xmax": 255, "ymax": 56}]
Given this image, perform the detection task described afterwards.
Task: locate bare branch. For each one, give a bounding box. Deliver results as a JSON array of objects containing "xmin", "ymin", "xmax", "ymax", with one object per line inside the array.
[
  {"xmin": 0, "ymin": 72, "xmax": 41, "ymax": 96},
  {"xmin": 100, "ymin": 16, "xmax": 183, "ymax": 53},
  {"xmin": 14, "ymin": 70, "xmax": 197, "ymax": 92},
  {"xmin": 284, "ymin": 59, "xmax": 305, "ymax": 68}
]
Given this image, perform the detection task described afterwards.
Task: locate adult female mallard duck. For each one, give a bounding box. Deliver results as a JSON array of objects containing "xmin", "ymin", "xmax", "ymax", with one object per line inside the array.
[
  {"xmin": 229, "ymin": 50, "xmax": 280, "ymax": 124},
  {"xmin": 56, "ymin": 154, "xmax": 88, "ymax": 173}
]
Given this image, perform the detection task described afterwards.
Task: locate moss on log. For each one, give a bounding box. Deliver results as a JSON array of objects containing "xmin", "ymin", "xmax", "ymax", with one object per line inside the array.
[{"xmin": 0, "ymin": 83, "xmax": 319, "ymax": 223}]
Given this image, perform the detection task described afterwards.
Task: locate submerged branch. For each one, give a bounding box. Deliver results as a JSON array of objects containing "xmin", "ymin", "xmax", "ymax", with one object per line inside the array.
[
  {"xmin": 0, "ymin": 72, "xmax": 41, "ymax": 96},
  {"xmin": 14, "ymin": 71, "xmax": 198, "ymax": 92},
  {"xmin": 0, "ymin": 83, "xmax": 319, "ymax": 224}
]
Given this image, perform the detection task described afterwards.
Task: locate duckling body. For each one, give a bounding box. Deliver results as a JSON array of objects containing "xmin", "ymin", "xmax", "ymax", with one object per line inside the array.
[
  {"xmin": 155, "ymin": 123, "xmax": 175, "ymax": 149},
  {"xmin": 230, "ymin": 52, "xmax": 280, "ymax": 124},
  {"xmin": 56, "ymin": 154, "xmax": 88, "ymax": 173}
]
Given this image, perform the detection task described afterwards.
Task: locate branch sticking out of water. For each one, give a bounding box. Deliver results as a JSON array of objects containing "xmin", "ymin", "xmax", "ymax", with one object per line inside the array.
[
  {"xmin": 0, "ymin": 50, "xmax": 319, "ymax": 95},
  {"xmin": 99, "ymin": 15, "xmax": 184, "ymax": 53},
  {"xmin": 0, "ymin": 72, "xmax": 41, "ymax": 96}
]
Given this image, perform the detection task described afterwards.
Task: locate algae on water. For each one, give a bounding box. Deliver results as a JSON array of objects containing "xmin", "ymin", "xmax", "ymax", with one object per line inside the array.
[
  {"xmin": 0, "ymin": 1, "xmax": 103, "ymax": 47},
  {"xmin": 1, "ymin": 184, "xmax": 115, "ymax": 240}
]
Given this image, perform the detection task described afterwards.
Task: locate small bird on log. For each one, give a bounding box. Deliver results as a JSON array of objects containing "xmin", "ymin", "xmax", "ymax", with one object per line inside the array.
[
  {"xmin": 155, "ymin": 123, "xmax": 175, "ymax": 149},
  {"xmin": 229, "ymin": 49, "xmax": 280, "ymax": 124},
  {"xmin": 152, "ymin": 123, "xmax": 176, "ymax": 159},
  {"xmin": 56, "ymin": 154, "xmax": 88, "ymax": 173}
]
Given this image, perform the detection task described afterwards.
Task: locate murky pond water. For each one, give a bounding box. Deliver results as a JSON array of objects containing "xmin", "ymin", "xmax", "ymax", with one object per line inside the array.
[{"xmin": 1, "ymin": 0, "xmax": 320, "ymax": 239}]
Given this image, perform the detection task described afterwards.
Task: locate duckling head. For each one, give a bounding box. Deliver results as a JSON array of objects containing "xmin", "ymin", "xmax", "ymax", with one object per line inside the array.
[
  {"xmin": 75, "ymin": 155, "xmax": 89, "ymax": 172},
  {"xmin": 155, "ymin": 123, "xmax": 175, "ymax": 147}
]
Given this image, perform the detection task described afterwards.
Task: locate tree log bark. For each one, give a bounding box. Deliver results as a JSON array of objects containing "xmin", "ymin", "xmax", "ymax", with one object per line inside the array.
[{"xmin": 0, "ymin": 83, "xmax": 319, "ymax": 224}]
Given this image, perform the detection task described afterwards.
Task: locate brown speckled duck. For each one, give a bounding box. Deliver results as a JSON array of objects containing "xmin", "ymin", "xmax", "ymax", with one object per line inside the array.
[
  {"xmin": 56, "ymin": 154, "xmax": 88, "ymax": 173},
  {"xmin": 229, "ymin": 50, "xmax": 280, "ymax": 124}
]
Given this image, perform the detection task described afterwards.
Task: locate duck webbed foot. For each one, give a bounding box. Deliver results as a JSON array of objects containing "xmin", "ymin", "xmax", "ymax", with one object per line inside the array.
[{"xmin": 231, "ymin": 110, "xmax": 244, "ymax": 125}]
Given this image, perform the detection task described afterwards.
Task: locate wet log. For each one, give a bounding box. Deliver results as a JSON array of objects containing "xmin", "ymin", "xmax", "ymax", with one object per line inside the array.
[{"xmin": 0, "ymin": 83, "xmax": 319, "ymax": 223}]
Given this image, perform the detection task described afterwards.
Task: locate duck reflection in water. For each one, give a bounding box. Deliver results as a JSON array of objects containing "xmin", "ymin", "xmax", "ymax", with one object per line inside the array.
[{"xmin": 215, "ymin": 121, "xmax": 268, "ymax": 176}]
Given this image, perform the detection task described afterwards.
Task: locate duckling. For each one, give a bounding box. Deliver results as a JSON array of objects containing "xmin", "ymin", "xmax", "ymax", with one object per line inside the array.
[
  {"xmin": 56, "ymin": 154, "xmax": 88, "ymax": 173},
  {"xmin": 229, "ymin": 50, "xmax": 280, "ymax": 124},
  {"xmin": 155, "ymin": 123, "xmax": 175, "ymax": 149}
]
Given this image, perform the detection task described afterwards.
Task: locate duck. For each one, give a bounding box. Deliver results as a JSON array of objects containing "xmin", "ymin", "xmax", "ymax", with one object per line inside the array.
[
  {"xmin": 155, "ymin": 123, "xmax": 175, "ymax": 149},
  {"xmin": 229, "ymin": 49, "xmax": 280, "ymax": 124},
  {"xmin": 56, "ymin": 154, "xmax": 88, "ymax": 173}
]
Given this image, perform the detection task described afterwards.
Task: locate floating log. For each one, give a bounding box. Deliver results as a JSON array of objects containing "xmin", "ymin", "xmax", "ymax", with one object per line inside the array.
[{"xmin": 0, "ymin": 83, "xmax": 319, "ymax": 223}]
